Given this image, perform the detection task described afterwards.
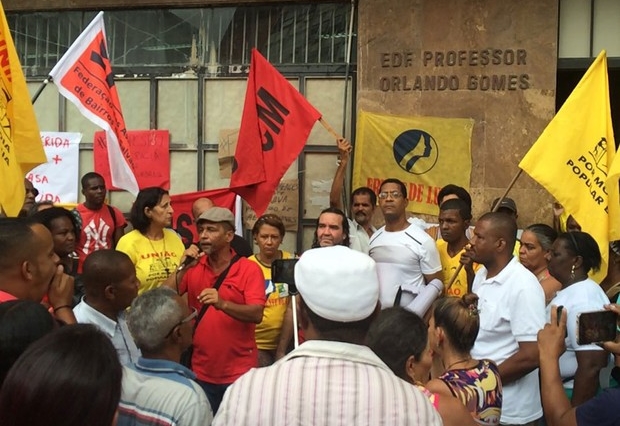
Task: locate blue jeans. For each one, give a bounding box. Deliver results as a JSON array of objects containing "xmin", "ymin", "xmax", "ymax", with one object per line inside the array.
[{"xmin": 196, "ymin": 380, "xmax": 231, "ymax": 414}]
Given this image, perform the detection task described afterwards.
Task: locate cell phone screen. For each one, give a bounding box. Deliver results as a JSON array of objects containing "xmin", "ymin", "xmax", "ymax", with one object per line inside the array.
[
  {"xmin": 271, "ymin": 259, "xmax": 298, "ymax": 294},
  {"xmin": 577, "ymin": 310, "xmax": 617, "ymax": 345}
]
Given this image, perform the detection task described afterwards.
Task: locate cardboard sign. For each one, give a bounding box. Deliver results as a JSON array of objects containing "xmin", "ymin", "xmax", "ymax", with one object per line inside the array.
[
  {"xmin": 218, "ymin": 128, "xmax": 239, "ymax": 178},
  {"xmin": 94, "ymin": 130, "xmax": 170, "ymax": 190},
  {"xmin": 244, "ymin": 179, "xmax": 299, "ymax": 232},
  {"xmin": 26, "ymin": 132, "xmax": 81, "ymax": 204}
]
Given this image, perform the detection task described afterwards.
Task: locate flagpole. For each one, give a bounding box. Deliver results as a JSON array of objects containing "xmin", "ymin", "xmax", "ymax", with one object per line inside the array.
[
  {"xmin": 445, "ymin": 168, "xmax": 524, "ymax": 292},
  {"xmin": 319, "ymin": 117, "xmax": 342, "ymax": 139},
  {"xmin": 340, "ymin": 0, "xmax": 356, "ymax": 215},
  {"xmin": 31, "ymin": 77, "xmax": 51, "ymax": 104}
]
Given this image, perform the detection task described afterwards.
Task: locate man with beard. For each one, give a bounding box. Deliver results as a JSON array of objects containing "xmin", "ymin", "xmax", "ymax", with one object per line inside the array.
[
  {"xmin": 311, "ymin": 207, "xmax": 350, "ymax": 248},
  {"xmin": 164, "ymin": 207, "xmax": 264, "ymax": 415},
  {"xmin": 329, "ymin": 138, "xmax": 376, "ymax": 254},
  {"xmin": 73, "ymin": 172, "xmax": 126, "ymax": 272}
]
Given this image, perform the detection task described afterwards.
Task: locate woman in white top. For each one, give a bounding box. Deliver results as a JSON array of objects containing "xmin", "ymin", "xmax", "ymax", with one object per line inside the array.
[{"xmin": 547, "ymin": 231, "xmax": 610, "ymax": 405}]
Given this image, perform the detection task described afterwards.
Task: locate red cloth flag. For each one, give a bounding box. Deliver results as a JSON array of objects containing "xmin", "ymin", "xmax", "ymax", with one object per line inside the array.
[
  {"xmin": 170, "ymin": 188, "xmax": 238, "ymax": 247},
  {"xmin": 49, "ymin": 12, "xmax": 138, "ymax": 195},
  {"xmin": 230, "ymin": 48, "xmax": 321, "ymax": 216}
]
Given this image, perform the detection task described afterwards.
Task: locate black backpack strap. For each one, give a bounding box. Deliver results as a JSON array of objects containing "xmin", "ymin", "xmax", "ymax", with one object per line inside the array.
[{"xmin": 192, "ymin": 254, "xmax": 241, "ymax": 330}]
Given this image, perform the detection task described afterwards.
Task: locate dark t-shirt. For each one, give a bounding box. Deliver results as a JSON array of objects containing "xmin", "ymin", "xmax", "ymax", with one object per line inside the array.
[{"xmin": 575, "ymin": 387, "xmax": 620, "ymax": 426}]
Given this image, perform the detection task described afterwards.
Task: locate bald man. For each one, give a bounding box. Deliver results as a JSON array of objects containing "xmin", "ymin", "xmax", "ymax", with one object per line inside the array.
[
  {"xmin": 0, "ymin": 218, "xmax": 76, "ymax": 324},
  {"xmin": 467, "ymin": 212, "xmax": 545, "ymax": 425},
  {"xmin": 191, "ymin": 198, "xmax": 253, "ymax": 257},
  {"xmin": 73, "ymin": 249, "xmax": 141, "ymax": 364}
]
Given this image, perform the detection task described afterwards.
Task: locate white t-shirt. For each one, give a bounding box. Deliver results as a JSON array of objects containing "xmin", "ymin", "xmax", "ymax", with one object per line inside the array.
[
  {"xmin": 368, "ymin": 223, "xmax": 442, "ymax": 308},
  {"xmin": 471, "ymin": 257, "xmax": 546, "ymax": 424},
  {"xmin": 548, "ymin": 278, "xmax": 610, "ymax": 388}
]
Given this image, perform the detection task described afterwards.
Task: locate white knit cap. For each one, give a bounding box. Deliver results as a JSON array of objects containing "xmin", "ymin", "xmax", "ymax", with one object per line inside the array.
[{"xmin": 295, "ymin": 246, "xmax": 380, "ymax": 322}]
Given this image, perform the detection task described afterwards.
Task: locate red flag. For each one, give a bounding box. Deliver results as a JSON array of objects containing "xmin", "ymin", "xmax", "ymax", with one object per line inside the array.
[
  {"xmin": 230, "ymin": 48, "xmax": 321, "ymax": 216},
  {"xmin": 49, "ymin": 12, "xmax": 138, "ymax": 195},
  {"xmin": 170, "ymin": 188, "xmax": 238, "ymax": 247}
]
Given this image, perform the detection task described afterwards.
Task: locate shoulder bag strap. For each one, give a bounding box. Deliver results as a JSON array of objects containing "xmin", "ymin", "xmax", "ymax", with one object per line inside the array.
[
  {"xmin": 107, "ymin": 204, "xmax": 117, "ymax": 230},
  {"xmin": 192, "ymin": 254, "xmax": 241, "ymax": 330}
]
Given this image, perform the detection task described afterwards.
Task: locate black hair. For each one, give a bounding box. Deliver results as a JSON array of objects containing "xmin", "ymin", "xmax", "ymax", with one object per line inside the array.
[
  {"xmin": 431, "ymin": 294, "xmax": 480, "ymax": 354},
  {"xmin": 0, "ymin": 324, "xmax": 122, "ymax": 426},
  {"xmin": 311, "ymin": 207, "xmax": 350, "ymax": 248},
  {"xmin": 379, "ymin": 178, "xmax": 408, "ymax": 199},
  {"xmin": 366, "ymin": 307, "xmax": 427, "ymax": 381},
  {"xmin": 437, "ymin": 184, "xmax": 472, "ymax": 208},
  {"xmin": 439, "ymin": 198, "xmax": 472, "ymax": 221},
  {"xmin": 252, "ymin": 214, "xmax": 286, "ymax": 238},
  {"xmin": 31, "ymin": 206, "xmax": 80, "ymax": 245},
  {"xmin": 557, "ymin": 231, "xmax": 602, "ymax": 273},
  {"xmin": 130, "ymin": 187, "xmax": 169, "ymax": 234},
  {"xmin": 478, "ymin": 211, "xmax": 517, "ymax": 253},
  {"xmin": 82, "ymin": 249, "xmax": 134, "ymax": 295},
  {"xmin": 80, "ymin": 172, "xmax": 105, "ymax": 189},
  {"xmin": 351, "ymin": 187, "xmax": 377, "ymax": 206},
  {"xmin": 0, "ymin": 300, "xmax": 55, "ymax": 386},
  {"xmin": 0, "ymin": 218, "xmax": 37, "ymax": 270}
]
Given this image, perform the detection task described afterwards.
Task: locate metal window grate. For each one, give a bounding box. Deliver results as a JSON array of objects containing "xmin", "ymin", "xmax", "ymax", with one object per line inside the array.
[{"xmin": 8, "ymin": 3, "xmax": 356, "ymax": 78}]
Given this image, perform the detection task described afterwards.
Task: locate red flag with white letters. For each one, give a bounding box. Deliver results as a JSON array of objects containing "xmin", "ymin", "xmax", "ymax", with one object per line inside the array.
[
  {"xmin": 230, "ymin": 48, "xmax": 321, "ymax": 216},
  {"xmin": 49, "ymin": 12, "xmax": 138, "ymax": 195}
]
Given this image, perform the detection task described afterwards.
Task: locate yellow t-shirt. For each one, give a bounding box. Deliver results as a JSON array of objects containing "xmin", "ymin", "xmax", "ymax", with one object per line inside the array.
[
  {"xmin": 436, "ymin": 239, "xmax": 480, "ymax": 297},
  {"xmin": 250, "ymin": 251, "xmax": 293, "ymax": 351},
  {"xmin": 116, "ymin": 229, "xmax": 185, "ymax": 294}
]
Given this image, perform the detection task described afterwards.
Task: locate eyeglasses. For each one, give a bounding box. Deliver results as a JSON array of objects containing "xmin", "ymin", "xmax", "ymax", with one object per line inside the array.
[
  {"xmin": 378, "ymin": 191, "xmax": 403, "ymax": 200},
  {"xmin": 26, "ymin": 188, "xmax": 39, "ymax": 197},
  {"xmin": 164, "ymin": 307, "xmax": 198, "ymax": 337}
]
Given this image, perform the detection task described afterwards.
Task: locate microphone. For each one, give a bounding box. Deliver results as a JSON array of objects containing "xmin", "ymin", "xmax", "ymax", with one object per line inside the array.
[{"xmin": 177, "ymin": 246, "xmax": 202, "ymax": 271}]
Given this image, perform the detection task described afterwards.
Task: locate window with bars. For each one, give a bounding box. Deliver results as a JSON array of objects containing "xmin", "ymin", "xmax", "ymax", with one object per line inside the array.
[{"xmin": 8, "ymin": 3, "xmax": 355, "ymax": 77}]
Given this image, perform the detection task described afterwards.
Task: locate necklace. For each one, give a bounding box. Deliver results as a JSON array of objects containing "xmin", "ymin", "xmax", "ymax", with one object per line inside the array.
[
  {"xmin": 146, "ymin": 233, "xmax": 170, "ymax": 275},
  {"xmin": 445, "ymin": 357, "xmax": 472, "ymax": 371},
  {"xmin": 537, "ymin": 269, "xmax": 549, "ymax": 282}
]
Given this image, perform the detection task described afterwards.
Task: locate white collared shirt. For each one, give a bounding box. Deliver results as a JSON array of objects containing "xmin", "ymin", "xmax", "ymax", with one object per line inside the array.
[
  {"xmin": 214, "ymin": 340, "xmax": 442, "ymax": 426},
  {"xmin": 472, "ymin": 256, "xmax": 545, "ymax": 424},
  {"xmin": 74, "ymin": 299, "xmax": 141, "ymax": 365},
  {"xmin": 348, "ymin": 218, "xmax": 375, "ymax": 254}
]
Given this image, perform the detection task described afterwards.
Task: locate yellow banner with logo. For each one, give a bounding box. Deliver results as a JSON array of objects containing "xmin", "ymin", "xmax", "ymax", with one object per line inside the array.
[
  {"xmin": 0, "ymin": 2, "xmax": 46, "ymax": 216},
  {"xmin": 352, "ymin": 110, "xmax": 473, "ymax": 215},
  {"xmin": 519, "ymin": 50, "xmax": 619, "ymax": 282}
]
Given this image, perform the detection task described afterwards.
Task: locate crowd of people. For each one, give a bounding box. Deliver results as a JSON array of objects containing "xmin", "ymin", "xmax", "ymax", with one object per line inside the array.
[{"xmin": 1, "ymin": 157, "xmax": 620, "ymax": 426}]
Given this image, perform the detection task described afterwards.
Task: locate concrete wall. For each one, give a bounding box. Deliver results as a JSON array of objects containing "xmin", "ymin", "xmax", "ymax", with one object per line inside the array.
[{"xmin": 358, "ymin": 0, "xmax": 559, "ymax": 228}]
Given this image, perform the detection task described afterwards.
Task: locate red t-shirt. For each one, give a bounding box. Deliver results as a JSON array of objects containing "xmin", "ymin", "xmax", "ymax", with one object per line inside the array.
[
  {"xmin": 180, "ymin": 253, "xmax": 265, "ymax": 384},
  {"xmin": 75, "ymin": 203, "xmax": 126, "ymax": 272},
  {"xmin": 0, "ymin": 290, "xmax": 17, "ymax": 302}
]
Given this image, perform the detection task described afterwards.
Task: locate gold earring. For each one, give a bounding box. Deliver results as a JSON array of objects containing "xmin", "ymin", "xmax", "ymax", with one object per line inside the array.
[{"xmin": 570, "ymin": 264, "xmax": 575, "ymax": 280}]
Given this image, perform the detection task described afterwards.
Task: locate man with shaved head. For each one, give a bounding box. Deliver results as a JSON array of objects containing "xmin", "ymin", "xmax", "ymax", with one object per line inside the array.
[
  {"xmin": 73, "ymin": 249, "xmax": 141, "ymax": 364},
  {"xmin": 466, "ymin": 212, "xmax": 545, "ymax": 426},
  {"xmin": 191, "ymin": 197, "xmax": 253, "ymax": 257},
  {"xmin": 0, "ymin": 218, "xmax": 76, "ymax": 324}
]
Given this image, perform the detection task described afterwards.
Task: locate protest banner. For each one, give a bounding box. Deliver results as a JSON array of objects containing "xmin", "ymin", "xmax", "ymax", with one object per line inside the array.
[
  {"xmin": 353, "ymin": 110, "xmax": 474, "ymax": 216},
  {"xmin": 26, "ymin": 132, "xmax": 81, "ymax": 204},
  {"xmin": 229, "ymin": 48, "xmax": 321, "ymax": 217},
  {"xmin": 243, "ymin": 179, "xmax": 299, "ymax": 232},
  {"xmin": 94, "ymin": 130, "xmax": 170, "ymax": 190},
  {"xmin": 218, "ymin": 128, "xmax": 239, "ymax": 179},
  {"xmin": 0, "ymin": 2, "xmax": 46, "ymax": 216},
  {"xmin": 49, "ymin": 11, "xmax": 138, "ymax": 195}
]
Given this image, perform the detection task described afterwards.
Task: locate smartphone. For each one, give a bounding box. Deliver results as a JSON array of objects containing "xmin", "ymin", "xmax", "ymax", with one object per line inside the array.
[
  {"xmin": 576, "ymin": 310, "xmax": 617, "ymax": 345},
  {"xmin": 271, "ymin": 259, "xmax": 299, "ymax": 295}
]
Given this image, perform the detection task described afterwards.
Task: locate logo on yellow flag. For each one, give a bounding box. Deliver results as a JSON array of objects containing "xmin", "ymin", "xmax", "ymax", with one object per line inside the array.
[
  {"xmin": 0, "ymin": 4, "xmax": 46, "ymax": 216},
  {"xmin": 519, "ymin": 50, "xmax": 619, "ymax": 282},
  {"xmin": 353, "ymin": 110, "xmax": 473, "ymax": 215}
]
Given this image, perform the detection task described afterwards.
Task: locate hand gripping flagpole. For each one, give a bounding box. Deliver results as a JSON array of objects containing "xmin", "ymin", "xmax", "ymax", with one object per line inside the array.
[{"xmin": 445, "ymin": 169, "xmax": 524, "ymax": 293}]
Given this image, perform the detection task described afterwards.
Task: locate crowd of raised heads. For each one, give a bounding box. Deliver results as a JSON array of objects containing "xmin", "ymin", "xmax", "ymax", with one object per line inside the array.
[{"xmin": 0, "ymin": 169, "xmax": 619, "ymax": 426}]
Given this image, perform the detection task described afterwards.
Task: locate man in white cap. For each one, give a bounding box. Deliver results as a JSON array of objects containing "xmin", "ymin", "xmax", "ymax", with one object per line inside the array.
[
  {"xmin": 164, "ymin": 206, "xmax": 265, "ymax": 415},
  {"xmin": 213, "ymin": 246, "xmax": 442, "ymax": 426}
]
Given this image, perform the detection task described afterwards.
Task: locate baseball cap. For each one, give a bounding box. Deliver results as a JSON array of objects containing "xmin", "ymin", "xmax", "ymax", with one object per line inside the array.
[
  {"xmin": 197, "ymin": 207, "xmax": 235, "ymax": 229},
  {"xmin": 294, "ymin": 246, "xmax": 380, "ymax": 322},
  {"xmin": 491, "ymin": 197, "xmax": 517, "ymax": 214}
]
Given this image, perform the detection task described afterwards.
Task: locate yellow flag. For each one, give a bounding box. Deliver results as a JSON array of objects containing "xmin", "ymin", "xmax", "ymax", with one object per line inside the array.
[
  {"xmin": 352, "ymin": 110, "xmax": 473, "ymax": 215},
  {"xmin": 608, "ymin": 143, "xmax": 620, "ymax": 242},
  {"xmin": 0, "ymin": 2, "xmax": 46, "ymax": 216},
  {"xmin": 519, "ymin": 50, "xmax": 619, "ymax": 282}
]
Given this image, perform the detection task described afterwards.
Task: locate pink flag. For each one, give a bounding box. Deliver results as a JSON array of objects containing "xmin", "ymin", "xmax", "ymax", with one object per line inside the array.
[{"xmin": 49, "ymin": 12, "xmax": 138, "ymax": 194}]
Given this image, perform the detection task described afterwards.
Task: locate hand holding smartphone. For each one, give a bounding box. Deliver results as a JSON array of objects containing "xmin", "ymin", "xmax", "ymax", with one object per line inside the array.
[
  {"xmin": 576, "ymin": 310, "xmax": 617, "ymax": 345},
  {"xmin": 271, "ymin": 259, "xmax": 299, "ymax": 295}
]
